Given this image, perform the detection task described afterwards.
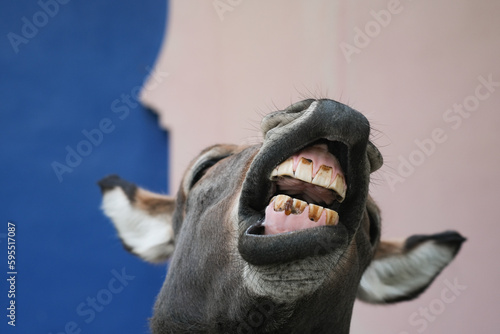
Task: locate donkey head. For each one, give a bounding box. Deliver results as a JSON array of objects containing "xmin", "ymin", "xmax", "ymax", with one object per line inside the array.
[{"xmin": 99, "ymin": 99, "xmax": 465, "ymax": 333}]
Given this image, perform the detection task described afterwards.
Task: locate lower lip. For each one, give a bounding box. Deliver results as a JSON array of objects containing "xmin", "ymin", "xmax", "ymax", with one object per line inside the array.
[{"xmin": 239, "ymin": 216, "xmax": 348, "ymax": 266}]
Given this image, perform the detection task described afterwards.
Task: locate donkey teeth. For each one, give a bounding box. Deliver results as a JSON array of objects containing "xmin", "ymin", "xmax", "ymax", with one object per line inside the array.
[
  {"xmin": 271, "ymin": 195, "xmax": 339, "ymax": 226},
  {"xmin": 273, "ymin": 195, "xmax": 307, "ymax": 215},
  {"xmin": 272, "ymin": 158, "xmax": 294, "ymax": 178},
  {"xmin": 308, "ymin": 204, "xmax": 338, "ymax": 225},
  {"xmin": 311, "ymin": 165, "xmax": 333, "ymax": 188},
  {"xmin": 328, "ymin": 174, "xmax": 346, "ymax": 202},
  {"xmin": 273, "ymin": 195, "xmax": 290, "ymax": 213},
  {"xmin": 308, "ymin": 204, "xmax": 323, "ymax": 221},
  {"xmin": 270, "ymin": 158, "xmax": 346, "ymax": 202},
  {"xmin": 271, "ymin": 168, "xmax": 278, "ymax": 178},
  {"xmin": 295, "ymin": 158, "xmax": 313, "ymax": 183},
  {"xmin": 324, "ymin": 208, "xmax": 339, "ymax": 226}
]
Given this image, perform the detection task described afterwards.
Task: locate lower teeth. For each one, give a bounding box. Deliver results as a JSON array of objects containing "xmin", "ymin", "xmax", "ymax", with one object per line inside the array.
[{"xmin": 270, "ymin": 194, "xmax": 339, "ymax": 225}]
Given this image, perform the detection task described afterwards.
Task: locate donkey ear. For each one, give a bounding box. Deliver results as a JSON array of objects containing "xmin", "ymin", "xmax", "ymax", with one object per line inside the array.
[
  {"xmin": 357, "ymin": 231, "xmax": 466, "ymax": 303},
  {"xmin": 98, "ymin": 175, "xmax": 176, "ymax": 263}
]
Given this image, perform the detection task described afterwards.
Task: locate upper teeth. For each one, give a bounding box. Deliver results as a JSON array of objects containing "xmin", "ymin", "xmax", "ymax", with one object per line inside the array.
[{"xmin": 271, "ymin": 157, "xmax": 346, "ymax": 202}]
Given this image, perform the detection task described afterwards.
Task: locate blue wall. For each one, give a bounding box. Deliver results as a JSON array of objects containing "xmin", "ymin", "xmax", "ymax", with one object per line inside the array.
[{"xmin": 0, "ymin": 1, "xmax": 169, "ymax": 333}]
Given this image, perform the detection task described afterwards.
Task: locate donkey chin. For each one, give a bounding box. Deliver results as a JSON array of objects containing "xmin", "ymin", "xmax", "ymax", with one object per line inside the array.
[{"xmin": 98, "ymin": 99, "xmax": 465, "ymax": 334}]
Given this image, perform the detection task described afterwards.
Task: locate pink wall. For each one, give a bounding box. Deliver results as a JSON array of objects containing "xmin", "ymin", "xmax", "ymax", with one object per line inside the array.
[{"xmin": 142, "ymin": 1, "xmax": 500, "ymax": 332}]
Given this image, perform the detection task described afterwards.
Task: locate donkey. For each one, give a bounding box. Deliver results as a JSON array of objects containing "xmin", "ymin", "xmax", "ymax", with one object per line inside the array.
[{"xmin": 98, "ymin": 99, "xmax": 465, "ymax": 333}]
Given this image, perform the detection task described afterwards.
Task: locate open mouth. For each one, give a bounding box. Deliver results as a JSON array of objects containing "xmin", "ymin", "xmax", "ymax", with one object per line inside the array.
[
  {"xmin": 260, "ymin": 142, "xmax": 348, "ymax": 235},
  {"xmin": 238, "ymin": 99, "xmax": 371, "ymax": 266},
  {"xmin": 241, "ymin": 137, "xmax": 352, "ymax": 237},
  {"xmin": 239, "ymin": 138, "xmax": 353, "ymax": 266}
]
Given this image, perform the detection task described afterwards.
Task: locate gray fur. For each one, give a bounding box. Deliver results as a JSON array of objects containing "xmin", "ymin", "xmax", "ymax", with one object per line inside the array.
[{"xmin": 99, "ymin": 99, "xmax": 465, "ymax": 334}]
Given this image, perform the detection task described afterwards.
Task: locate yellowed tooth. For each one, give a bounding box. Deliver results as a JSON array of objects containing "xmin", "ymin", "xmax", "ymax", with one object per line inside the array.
[
  {"xmin": 276, "ymin": 158, "xmax": 294, "ymax": 178},
  {"xmin": 271, "ymin": 167, "xmax": 278, "ymax": 178},
  {"xmin": 269, "ymin": 196, "xmax": 276, "ymax": 204},
  {"xmin": 273, "ymin": 195, "xmax": 308, "ymax": 215},
  {"xmin": 295, "ymin": 157, "xmax": 313, "ymax": 183},
  {"xmin": 292, "ymin": 198, "xmax": 307, "ymax": 214},
  {"xmin": 324, "ymin": 208, "xmax": 339, "ymax": 226},
  {"xmin": 273, "ymin": 194, "xmax": 294, "ymax": 215},
  {"xmin": 308, "ymin": 204, "xmax": 324, "ymax": 222},
  {"xmin": 273, "ymin": 194, "xmax": 291, "ymax": 211},
  {"xmin": 311, "ymin": 165, "xmax": 333, "ymax": 188},
  {"xmin": 329, "ymin": 174, "xmax": 346, "ymax": 202},
  {"xmin": 272, "ymin": 194, "xmax": 339, "ymax": 224},
  {"xmin": 284, "ymin": 197, "xmax": 293, "ymax": 215}
]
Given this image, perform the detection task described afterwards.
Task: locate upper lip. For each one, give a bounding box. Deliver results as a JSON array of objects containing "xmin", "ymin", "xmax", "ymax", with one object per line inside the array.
[{"xmin": 237, "ymin": 100, "xmax": 371, "ymax": 266}]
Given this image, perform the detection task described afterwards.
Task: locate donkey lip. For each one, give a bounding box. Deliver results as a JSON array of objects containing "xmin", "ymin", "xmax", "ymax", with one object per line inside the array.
[{"xmin": 240, "ymin": 219, "xmax": 349, "ymax": 266}]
